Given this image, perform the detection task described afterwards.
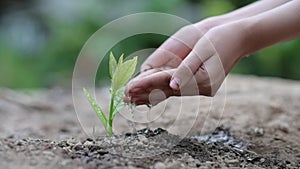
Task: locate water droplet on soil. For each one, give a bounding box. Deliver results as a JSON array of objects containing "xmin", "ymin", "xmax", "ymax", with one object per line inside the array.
[
  {"xmin": 146, "ymin": 104, "xmax": 152, "ymax": 128},
  {"xmin": 128, "ymin": 104, "xmax": 136, "ymax": 133},
  {"xmin": 190, "ymin": 127, "xmax": 250, "ymax": 154}
]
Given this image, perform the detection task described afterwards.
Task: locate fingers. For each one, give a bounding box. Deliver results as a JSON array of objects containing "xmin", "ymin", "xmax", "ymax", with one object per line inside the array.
[
  {"xmin": 126, "ymin": 69, "xmax": 174, "ymax": 95},
  {"xmin": 140, "ymin": 42, "xmax": 185, "ymax": 72},
  {"xmin": 170, "ymin": 35, "xmax": 216, "ymax": 90},
  {"xmin": 195, "ymin": 54, "xmax": 226, "ymax": 96},
  {"xmin": 141, "ymin": 25, "xmax": 204, "ymax": 72},
  {"xmin": 125, "ymin": 69, "xmax": 177, "ymax": 105},
  {"xmin": 129, "ymin": 88, "xmax": 177, "ymax": 105}
]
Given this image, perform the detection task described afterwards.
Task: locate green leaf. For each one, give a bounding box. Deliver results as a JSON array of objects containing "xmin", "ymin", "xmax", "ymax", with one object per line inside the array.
[
  {"xmin": 112, "ymin": 56, "xmax": 137, "ymax": 91},
  {"xmin": 112, "ymin": 87, "xmax": 126, "ymax": 119},
  {"xmin": 83, "ymin": 88, "xmax": 108, "ymax": 130},
  {"xmin": 109, "ymin": 52, "xmax": 117, "ymax": 78},
  {"xmin": 118, "ymin": 54, "xmax": 124, "ymax": 65}
]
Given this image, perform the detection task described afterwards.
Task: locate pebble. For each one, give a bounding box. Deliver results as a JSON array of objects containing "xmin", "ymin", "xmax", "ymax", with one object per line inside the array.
[
  {"xmin": 137, "ymin": 135, "xmax": 148, "ymax": 142},
  {"xmin": 254, "ymin": 127, "xmax": 264, "ymax": 136},
  {"xmin": 43, "ymin": 151, "xmax": 55, "ymax": 156},
  {"xmin": 278, "ymin": 124, "xmax": 289, "ymax": 133},
  {"xmin": 73, "ymin": 143, "xmax": 83, "ymax": 151},
  {"xmin": 154, "ymin": 162, "xmax": 166, "ymax": 169},
  {"xmin": 61, "ymin": 159, "xmax": 73, "ymax": 166},
  {"xmin": 83, "ymin": 141, "xmax": 93, "ymax": 146},
  {"xmin": 165, "ymin": 161, "xmax": 183, "ymax": 168},
  {"xmin": 28, "ymin": 144, "xmax": 36, "ymax": 151},
  {"xmin": 225, "ymin": 159, "xmax": 239, "ymax": 164},
  {"xmin": 66, "ymin": 138, "xmax": 78, "ymax": 145},
  {"xmin": 57, "ymin": 140, "xmax": 69, "ymax": 147},
  {"xmin": 16, "ymin": 146, "xmax": 25, "ymax": 152}
]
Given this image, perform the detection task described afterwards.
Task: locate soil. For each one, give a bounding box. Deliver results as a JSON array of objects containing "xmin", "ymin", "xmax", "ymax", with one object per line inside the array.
[{"xmin": 0, "ymin": 75, "xmax": 300, "ymax": 169}]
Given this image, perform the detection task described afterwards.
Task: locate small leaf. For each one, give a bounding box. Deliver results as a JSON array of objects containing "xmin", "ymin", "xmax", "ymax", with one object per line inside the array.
[
  {"xmin": 112, "ymin": 56, "xmax": 137, "ymax": 91},
  {"xmin": 109, "ymin": 52, "xmax": 117, "ymax": 78},
  {"xmin": 112, "ymin": 87, "xmax": 126, "ymax": 119},
  {"xmin": 118, "ymin": 54, "xmax": 124, "ymax": 65},
  {"xmin": 83, "ymin": 88, "xmax": 108, "ymax": 130}
]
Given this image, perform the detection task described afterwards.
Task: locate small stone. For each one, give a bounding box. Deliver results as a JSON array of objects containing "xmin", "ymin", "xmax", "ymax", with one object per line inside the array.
[
  {"xmin": 28, "ymin": 145, "xmax": 36, "ymax": 151},
  {"xmin": 43, "ymin": 151, "xmax": 55, "ymax": 160},
  {"xmin": 73, "ymin": 143, "xmax": 83, "ymax": 151},
  {"xmin": 16, "ymin": 146, "xmax": 25, "ymax": 152},
  {"xmin": 253, "ymin": 127, "xmax": 264, "ymax": 136},
  {"xmin": 225, "ymin": 159, "xmax": 239, "ymax": 164},
  {"xmin": 57, "ymin": 140, "xmax": 69, "ymax": 147},
  {"xmin": 137, "ymin": 135, "xmax": 148, "ymax": 142},
  {"xmin": 153, "ymin": 128, "xmax": 166, "ymax": 135},
  {"xmin": 61, "ymin": 159, "xmax": 72, "ymax": 166},
  {"xmin": 83, "ymin": 141, "xmax": 93, "ymax": 146},
  {"xmin": 66, "ymin": 138, "xmax": 78, "ymax": 145},
  {"xmin": 278, "ymin": 124, "xmax": 289, "ymax": 133},
  {"xmin": 43, "ymin": 151, "xmax": 55, "ymax": 157},
  {"xmin": 112, "ymin": 159, "xmax": 119, "ymax": 164},
  {"xmin": 154, "ymin": 162, "xmax": 166, "ymax": 169},
  {"xmin": 165, "ymin": 161, "xmax": 182, "ymax": 168}
]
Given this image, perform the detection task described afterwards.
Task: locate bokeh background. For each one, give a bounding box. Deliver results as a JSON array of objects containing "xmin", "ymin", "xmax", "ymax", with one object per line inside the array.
[{"xmin": 1, "ymin": 0, "xmax": 299, "ymax": 89}]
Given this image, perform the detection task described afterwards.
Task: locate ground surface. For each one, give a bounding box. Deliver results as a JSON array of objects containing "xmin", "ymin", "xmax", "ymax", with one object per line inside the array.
[{"xmin": 0, "ymin": 75, "xmax": 299, "ymax": 169}]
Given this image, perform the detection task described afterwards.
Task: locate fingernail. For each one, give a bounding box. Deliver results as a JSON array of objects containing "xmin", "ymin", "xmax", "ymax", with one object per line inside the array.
[
  {"xmin": 169, "ymin": 78, "xmax": 180, "ymax": 90},
  {"xmin": 123, "ymin": 96, "xmax": 130, "ymax": 103}
]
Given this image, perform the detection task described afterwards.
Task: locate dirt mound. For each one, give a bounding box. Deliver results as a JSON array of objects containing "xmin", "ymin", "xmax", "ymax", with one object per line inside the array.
[
  {"xmin": 2, "ymin": 127, "xmax": 297, "ymax": 169},
  {"xmin": 0, "ymin": 75, "xmax": 300, "ymax": 168}
]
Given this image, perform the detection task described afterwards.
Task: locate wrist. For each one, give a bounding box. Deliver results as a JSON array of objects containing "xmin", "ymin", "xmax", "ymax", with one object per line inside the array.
[
  {"xmin": 202, "ymin": 20, "xmax": 251, "ymax": 73},
  {"xmin": 210, "ymin": 20, "xmax": 251, "ymax": 58},
  {"xmin": 194, "ymin": 16, "xmax": 228, "ymax": 34}
]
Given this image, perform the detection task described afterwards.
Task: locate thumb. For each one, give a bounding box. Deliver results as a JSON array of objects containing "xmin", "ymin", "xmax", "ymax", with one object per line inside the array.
[
  {"xmin": 169, "ymin": 36, "xmax": 215, "ymax": 90},
  {"xmin": 169, "ymin": 50, "xmax": 202, "ymax": 90}
]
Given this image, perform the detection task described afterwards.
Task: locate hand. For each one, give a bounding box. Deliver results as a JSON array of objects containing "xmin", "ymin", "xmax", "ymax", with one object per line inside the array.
[
  {"xmin": 126, "ymin": 21, "xmax": 248, "ymax": 105},
  {"xmin": 124, "ymin": 68, "xmax": 176, "ymax": 105},
  {"xmin": 125, "ymin": 17, "xmax": 229, "ymax": 104},
  {"xmin": 170, "ymin": 21, "xmax": 248, "ymax": 95},
  {"xmin": 124, "ymin": 0, "xmax": 299, "ymax": 106},
  {"xmin": 141, "ymin": 17, "xmax": 227, "ymax": 73}
]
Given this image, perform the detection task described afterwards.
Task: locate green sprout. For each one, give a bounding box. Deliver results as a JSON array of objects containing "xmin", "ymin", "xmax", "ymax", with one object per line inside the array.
[{"xmin": 83, "ymin": 52, "xmax": 137, "ymax": 137}]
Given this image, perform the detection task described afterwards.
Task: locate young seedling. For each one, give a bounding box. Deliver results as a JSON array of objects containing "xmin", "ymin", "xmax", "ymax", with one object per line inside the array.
[{"xmin": 83, "ymin": 52, "xmax": 137, "ymax": 137}]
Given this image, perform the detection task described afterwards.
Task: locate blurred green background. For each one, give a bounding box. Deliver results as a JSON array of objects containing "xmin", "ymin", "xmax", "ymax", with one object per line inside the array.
[{"xmin": 0, "ymin": 0, "xmax": 299, "ymax": 89}]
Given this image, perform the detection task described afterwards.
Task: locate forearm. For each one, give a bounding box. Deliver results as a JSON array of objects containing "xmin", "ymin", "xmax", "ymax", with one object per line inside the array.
[
  {"xmin": 222, "ymin": 0, "xmax": 291, "ymax": 21},
  {"xmin": 195, "ymin": 0, "xmax": 290, "ymax": 34},
  {"xmin": 243, "ymin": 0, "xmax": 300, "ymax": 56}
]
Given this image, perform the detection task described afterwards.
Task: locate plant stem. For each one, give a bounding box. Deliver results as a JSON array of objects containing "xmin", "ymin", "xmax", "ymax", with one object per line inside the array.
[
  {"xmin": 108, "ymin": 90, "xmax": 115, "ymax": 137},
  {"xmin": 107, "ymin": 126, "xmax": 113, "ymax": 137}
]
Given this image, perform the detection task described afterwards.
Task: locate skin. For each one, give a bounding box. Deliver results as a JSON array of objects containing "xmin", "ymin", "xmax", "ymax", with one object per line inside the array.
[{"xmin": 125, "ymin": 0, "xmax": 300, "ymax": 105}]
